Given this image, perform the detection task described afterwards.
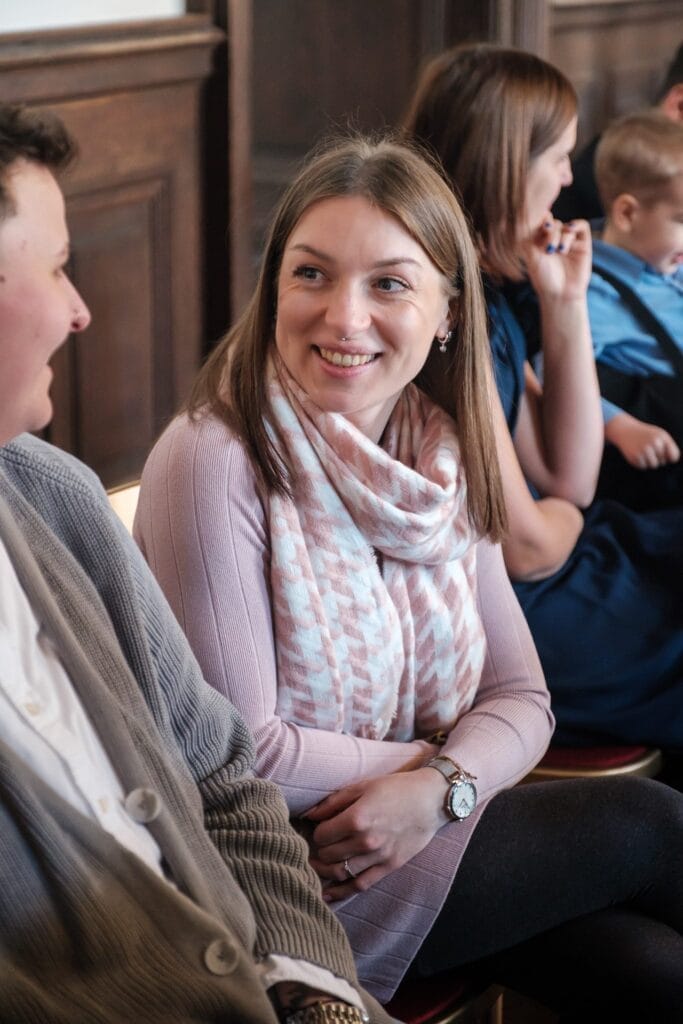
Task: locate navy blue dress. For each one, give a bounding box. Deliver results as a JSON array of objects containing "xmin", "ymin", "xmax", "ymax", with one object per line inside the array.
[{"xmin": 487, "ymin": 285, "xmax": 683, "ymax": 751}]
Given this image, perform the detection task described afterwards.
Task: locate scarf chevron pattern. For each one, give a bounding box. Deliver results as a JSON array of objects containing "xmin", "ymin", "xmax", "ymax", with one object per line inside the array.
[{"xmin": 267, "ymin": 359, "xmax": 486, "ymax": 742}]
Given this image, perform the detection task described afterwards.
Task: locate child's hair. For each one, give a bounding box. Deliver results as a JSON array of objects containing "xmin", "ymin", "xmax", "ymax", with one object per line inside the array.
[{"xmin": 595, "ymin": 110, "xmax": 683, "ymax": 210}]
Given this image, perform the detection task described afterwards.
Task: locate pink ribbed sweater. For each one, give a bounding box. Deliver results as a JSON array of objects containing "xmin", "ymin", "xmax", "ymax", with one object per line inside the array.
[{"xmin": 134, "ymin": 412, "xmax": 554, "ymax": 1002}]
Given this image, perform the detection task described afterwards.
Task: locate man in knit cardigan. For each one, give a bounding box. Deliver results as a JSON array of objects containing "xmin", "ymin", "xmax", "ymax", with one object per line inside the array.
[{"xmin": 0, "ymin": 104, "xmax": 392, "ymax": 1024}]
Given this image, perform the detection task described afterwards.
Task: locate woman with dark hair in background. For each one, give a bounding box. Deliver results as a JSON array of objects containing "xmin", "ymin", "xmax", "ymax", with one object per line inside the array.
[{"xmin": 404, "ymin": 43, "xmax": 683, "ymax": 755}]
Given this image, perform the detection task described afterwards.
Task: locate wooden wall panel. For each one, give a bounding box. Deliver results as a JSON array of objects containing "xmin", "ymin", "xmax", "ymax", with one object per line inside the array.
[
  {"xmin": 247, "ymin": 0, "xmax": 482, "ymax": 270},
  {"xmin": 0, "ymin": 17, "xmax": 226, "ymax": 487},
  {"xmin": 230, "ymin": 0, "xmax": 572, "ymax": 306},
  {"xmin": 549, "ymin": 1, "xmax": 683, "ymax": 146},
  {"xmin": 50, "ymin": 178, "xmax": 169, "ymax": 483}
]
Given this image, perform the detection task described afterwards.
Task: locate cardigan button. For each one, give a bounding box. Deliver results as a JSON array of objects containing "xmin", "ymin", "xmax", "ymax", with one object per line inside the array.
[
  {"xmin": 124, "ymin": 788, "xmax": 162, "ymax": 823},
  {"xmin": 203, "ymin": 938, "xmax": 239, "ymax": 976}
]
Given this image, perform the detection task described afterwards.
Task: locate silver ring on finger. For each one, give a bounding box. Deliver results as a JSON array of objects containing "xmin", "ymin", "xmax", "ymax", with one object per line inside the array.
[{"xmin": 343, "ymin": 858, "xmax": 357, "ymax": 880}]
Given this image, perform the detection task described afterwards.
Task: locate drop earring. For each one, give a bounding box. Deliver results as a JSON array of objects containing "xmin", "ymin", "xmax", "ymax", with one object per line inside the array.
[{"xmin": 437, "ymin": 330, "xmax": 452, "ymax": 354}]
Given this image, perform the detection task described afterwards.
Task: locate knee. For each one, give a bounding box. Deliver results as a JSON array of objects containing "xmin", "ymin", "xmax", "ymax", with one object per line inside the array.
[{"xmin": 593, "ymin": 776, "xmax": 682, "ymax": 848}]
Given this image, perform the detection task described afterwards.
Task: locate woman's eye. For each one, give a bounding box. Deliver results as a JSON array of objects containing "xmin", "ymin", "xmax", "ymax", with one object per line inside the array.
[
  {"xmin": 292, "ymin": 265, "xmax": 322, "ymax": 281},
  {"xmin": 375, "ymin": 276, "xmax": 407, "ymax": 293}
]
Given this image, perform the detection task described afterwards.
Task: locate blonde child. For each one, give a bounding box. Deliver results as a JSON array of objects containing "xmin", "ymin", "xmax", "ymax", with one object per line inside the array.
[{"xmin": 590, "ymin": 110, "xmax": 683, "ymax": 508}]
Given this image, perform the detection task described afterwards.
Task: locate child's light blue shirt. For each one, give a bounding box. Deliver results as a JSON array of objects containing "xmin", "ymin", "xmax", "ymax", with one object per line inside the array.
[{"xmin": 588, "ymin": 238, "xmax": 683, "ymax": 422}]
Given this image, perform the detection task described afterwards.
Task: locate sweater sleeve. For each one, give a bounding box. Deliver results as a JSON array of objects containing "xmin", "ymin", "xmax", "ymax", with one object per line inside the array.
[
  {"xmin": 135, "ymin": 415, "xmax": 438, "ymax": 815},
  {"xmin": 438, "ymin": 538, "xmax": 554, "ymax": 799}
]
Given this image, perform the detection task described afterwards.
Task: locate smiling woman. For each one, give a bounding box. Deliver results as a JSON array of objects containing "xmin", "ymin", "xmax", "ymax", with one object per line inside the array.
[
  {"xmin": 135, "ymin": 132, "xmax": 683, "ymax": 1020},
  {"xmin": 174, "ymin": 134, "xmax": 500, "ymax": 530},
  {"xmin": 274, "ymin": 195, "xmax": 451, "ymax": 442}
]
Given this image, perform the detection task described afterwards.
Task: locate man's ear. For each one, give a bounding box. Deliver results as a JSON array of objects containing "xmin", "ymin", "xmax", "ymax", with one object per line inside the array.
[
  {"xmin": 660, "ymin": 82, "xmax": 683, "ymax": 123},
  {"xmin": 610, "ymin": 193, "xmax": 640, "ymax": 234}
]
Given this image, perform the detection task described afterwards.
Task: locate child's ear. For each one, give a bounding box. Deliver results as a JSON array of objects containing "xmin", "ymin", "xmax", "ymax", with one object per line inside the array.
[
  {"xmin": 611, "ymin": 193, "xmax": 640, "ymax": 233},
  {"xmin": 660, "ymin": 82, "xmax": 683, "ymax": 123}
]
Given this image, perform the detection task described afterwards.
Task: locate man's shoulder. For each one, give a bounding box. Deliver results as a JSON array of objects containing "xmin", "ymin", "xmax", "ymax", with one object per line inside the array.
[
  {"xmin": 0, "ymin": 436, "xmax": 115, "ymax": 547},
  {"xmin": 0, "ymin": 434, "xmax": 103, "ymax": 497}
]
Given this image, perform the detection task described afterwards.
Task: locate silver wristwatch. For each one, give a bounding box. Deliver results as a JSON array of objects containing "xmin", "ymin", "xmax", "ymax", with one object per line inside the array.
[
  {"xmin": 284, "ymin": 1003, "xmax": 369, "ymax": 1024},
  {"xmin": 426, "ymin": 755, "xmax": 477, "ymax": 821}
]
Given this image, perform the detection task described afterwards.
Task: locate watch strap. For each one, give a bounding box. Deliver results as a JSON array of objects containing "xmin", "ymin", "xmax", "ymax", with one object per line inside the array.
[
  {"xmin": 425, "ymin": 755, "xmax": 476, "ymax": 784},
  {"xmin": 284, "ymin": 1002, "xmax": 369, "ymax": 1024}
]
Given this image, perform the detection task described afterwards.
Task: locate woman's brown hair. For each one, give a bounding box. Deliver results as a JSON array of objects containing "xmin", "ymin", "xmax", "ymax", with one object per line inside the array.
[
  {"xmin": 403, "ymin": 43, "xmax": 577, "ymax": 279},
  {"xmin": 188, "ymin": 134, "xmax": 506, "ymax": 540}
]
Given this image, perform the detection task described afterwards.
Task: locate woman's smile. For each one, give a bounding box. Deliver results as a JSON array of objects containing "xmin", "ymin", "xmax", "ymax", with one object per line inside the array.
[
  {"xmin": 275, "ymin": 194, "xmax": 451, "ymax": 442},
  {"xmin": 317, "ymin": 346, "xmax": 379, "ymax": 369}
]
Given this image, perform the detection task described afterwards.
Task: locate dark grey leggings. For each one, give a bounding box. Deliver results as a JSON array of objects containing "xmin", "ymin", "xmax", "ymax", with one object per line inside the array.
[{"xmin": 409, "ymin": 777, "xmax": 683, "ymax": 1022}]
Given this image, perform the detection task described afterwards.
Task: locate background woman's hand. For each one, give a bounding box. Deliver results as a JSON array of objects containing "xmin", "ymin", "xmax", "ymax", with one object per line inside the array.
[
  {"xmin": 303, "ymin": 768, "xmax": 448, "ymax": 901},
  {"xmin": 523, "ymin": 213, "xmax": 592, "ymax": 302}
]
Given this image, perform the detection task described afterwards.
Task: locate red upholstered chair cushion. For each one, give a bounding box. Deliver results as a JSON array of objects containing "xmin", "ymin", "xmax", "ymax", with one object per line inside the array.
[
  {"xmin": 526, "ymin": 744, "xmax": 662, "ymax": 783},
  {"xmin": 539, "ymin": 745, "xmax": 650, "ymax": 771},
  {"xmin": 384, "ymin": 970, "xmax": 473, "ymax": 1024}
]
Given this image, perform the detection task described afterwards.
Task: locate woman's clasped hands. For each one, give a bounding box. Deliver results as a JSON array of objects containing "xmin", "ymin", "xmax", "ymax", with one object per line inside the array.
[{"xmin": 304, "ymin": 768, "xmax": 450, "ymax": 901}]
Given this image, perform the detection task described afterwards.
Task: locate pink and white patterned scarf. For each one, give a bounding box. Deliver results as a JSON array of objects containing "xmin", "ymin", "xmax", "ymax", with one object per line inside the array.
[{"xmin": 267, "ymin": 359, "xmax": 486, "ymax": 742}]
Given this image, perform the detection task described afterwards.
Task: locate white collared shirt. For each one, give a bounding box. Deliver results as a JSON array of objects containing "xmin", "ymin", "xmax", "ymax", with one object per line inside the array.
[{"xmin": 0, "ymin": 538, "xmax": 166, "ymax": 874}]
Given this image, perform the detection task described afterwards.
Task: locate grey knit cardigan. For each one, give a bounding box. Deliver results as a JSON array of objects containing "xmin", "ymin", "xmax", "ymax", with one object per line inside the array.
[{"xmin": 0, "ymin": 434, "xmax": 391, "ymax": 1024}]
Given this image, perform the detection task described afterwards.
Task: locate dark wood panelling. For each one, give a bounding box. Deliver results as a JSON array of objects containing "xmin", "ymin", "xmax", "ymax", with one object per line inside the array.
[
  {"xmin": 0, "ymin": 18, "xmax": 226, "ymax": 486},
  {"xmin": 227, "ymin": 0, "xmax": 567, "ymax": 307},
  {"xmin": 50, "ymin": 177, "xmax": 171, "ymax": 483},
  {"xmin": 242, "ymin": 0, "xmax": 495, "ymax": 295},
  {"xmin": 549, "ymin": 1, "xmax": 683, "ymax": 146},
  {"xmin": 251, "ymin": 0, "xmax": 426, "ymax": 256},
  {"xmin": 224, "ymin": 0, "xmax": 254, "ymax": 317},
  {"xmin": 481, "ymin": 0, "xmax": 549, "ymax": 52}
]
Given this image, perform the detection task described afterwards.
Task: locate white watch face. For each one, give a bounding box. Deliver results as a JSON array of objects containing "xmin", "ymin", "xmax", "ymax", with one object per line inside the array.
[{"xmin": 448, "ymin": 781, "xmax": 477, "ymax": 820}]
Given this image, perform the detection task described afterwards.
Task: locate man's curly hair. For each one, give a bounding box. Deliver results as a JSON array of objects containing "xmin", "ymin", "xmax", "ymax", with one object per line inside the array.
[{"xmin": 0, "ymin": 104, "xmax": 75, "ymax": 218}]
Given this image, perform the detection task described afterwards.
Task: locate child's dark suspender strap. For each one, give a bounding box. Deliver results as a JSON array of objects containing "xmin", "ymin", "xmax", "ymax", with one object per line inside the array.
[{"xmin": 592, "ymin": 264, "xmax": 683, "ymax": 377}]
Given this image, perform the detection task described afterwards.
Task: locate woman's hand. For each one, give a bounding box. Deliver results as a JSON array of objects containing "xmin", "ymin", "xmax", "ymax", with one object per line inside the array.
[
  {"xmin": 513, "ymin": 217, "xmax": 603, "ymax": 504},
  {"xmin": 523, "ymin": 214, "xmax": 592, "ymax": 302},
  {"xmin": 605, "ymin": 412, "xmax": 681, "ymax": 469},
  {"xmin": 303, "ymin": 768, "xmax": 448, "ymax": 901}
]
